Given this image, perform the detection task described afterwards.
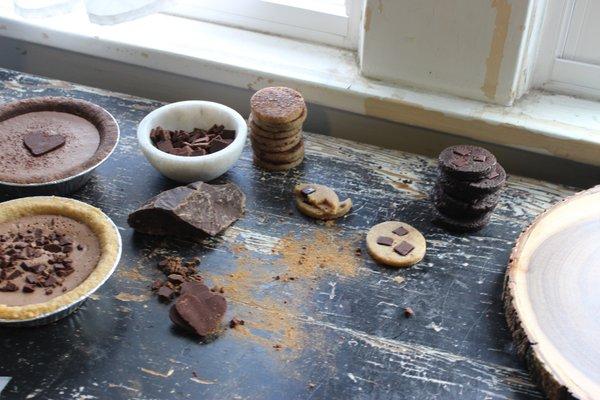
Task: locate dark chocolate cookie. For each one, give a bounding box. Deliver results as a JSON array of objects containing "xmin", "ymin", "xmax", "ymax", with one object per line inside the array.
[
  {"xmin": 438, "ymin": 145, "xmax": 497, "ymax": 182},
  {"xmin": 432, "ymin": 183, "xmax": 500, "ymax": 218},
  {"xmin": 439, "ymin": 163, "xmax": 506, "ymax": 201},
  {"xmin": 433, "ymin": 209, "xmax": 492, "ymax": 232}
]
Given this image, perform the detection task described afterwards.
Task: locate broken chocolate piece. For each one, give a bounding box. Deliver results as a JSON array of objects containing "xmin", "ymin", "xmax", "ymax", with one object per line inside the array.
[
  {"xmin": 392, "ymin": 226, "xmax": 409, "ymax": 236},
  {"xmin": 300, "ymin": 187, "xmax": 316, "ymax": 197},
  {"xmin": 453, "ymin": 148, "xmax": 471, "ymax": 156},
  {"xmin": 150, "ymin": 125, "xmax": 235, "ymax": 157},
  {"xmin": 394, "ymin": 241, "xmax": 415, "ymax": 256},
  {"xmin": 168, "ymin": 274, "xmax": 186, "ymax": 285},
  {"xmin": 0, "ymin": 282, "xmax": 19, "ymax": 292},
  {"xmin": 173, "ymin": 283, "xmax": 227, "ymax": 337},
  {"xmin": 229, "ymin": 317, "xmax": 245, "ymax": 328},
  {"xmin": 23, "ymin": 131, "xmax": 66, "ymax": 156},
  {"xmin": 473, "ymin": 154, "xmax": 487, "ymax": 162},
  {"xmin": 451, "ymin": 157, "xmax": 469, "ymax": 168},
  {"xmin": 22, "ymin": 284, "xmax": 35, "ymax": 293},
  {"xmin": 157, "ymin": 286, "xmax": 175, "ymax": 302},
  {"xmin": 128, "ymin": 181, "xmax": 245, "ymax": 237},
  {"xmin": 376, "ymin": 236, "xmax": 394, "ymax": 246}
]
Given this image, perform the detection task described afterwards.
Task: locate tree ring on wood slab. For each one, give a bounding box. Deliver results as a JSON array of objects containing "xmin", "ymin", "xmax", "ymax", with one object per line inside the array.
[{"xmin": 504, "ymin": 185, "xmax": 600, "ymax": 400}]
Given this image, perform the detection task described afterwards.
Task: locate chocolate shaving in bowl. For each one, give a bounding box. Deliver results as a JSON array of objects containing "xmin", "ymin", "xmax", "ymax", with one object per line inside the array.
[{"xmin": 150, "ymin": 125, "xmax": 235, "ymax": 157}]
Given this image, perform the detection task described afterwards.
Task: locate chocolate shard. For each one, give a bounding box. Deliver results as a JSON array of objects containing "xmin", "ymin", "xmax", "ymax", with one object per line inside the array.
[
  {"xmin": 376, "ymin": 236, "xmax": 394, "ymax": 246},
  {"xmin": 128, "ymin": 181, "xmax": 245, "ymax": 237},
  {"xmin": 394, "ymin": 241, "xmax": 415, "ymax": 256},
  {"xmin": 23, "ymin": 131, "xmax": 66, "ymax": 156},
  {"xmin": 172, "ymin": 283, "xmax": 227, "ymax": 337}
]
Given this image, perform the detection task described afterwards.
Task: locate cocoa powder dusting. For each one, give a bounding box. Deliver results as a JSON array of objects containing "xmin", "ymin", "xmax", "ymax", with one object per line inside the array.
[{"xmin": 205, "ymin": 229, "xmax": 360, "ymax": 356}]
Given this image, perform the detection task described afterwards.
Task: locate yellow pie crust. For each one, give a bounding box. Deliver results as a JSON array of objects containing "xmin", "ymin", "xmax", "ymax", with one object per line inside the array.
[{"xmin": 0, "ymin": 196, "xmax": 121, "ymax": 320}]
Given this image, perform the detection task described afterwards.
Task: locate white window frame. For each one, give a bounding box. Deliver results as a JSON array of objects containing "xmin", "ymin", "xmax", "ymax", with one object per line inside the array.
[
  {"xmin": 533, "ymin": 0, "xmax": 600, "ymax": 100},
  {"xmin": 167, "ymin": 0, "xmax": 361, "ymax": 49}
]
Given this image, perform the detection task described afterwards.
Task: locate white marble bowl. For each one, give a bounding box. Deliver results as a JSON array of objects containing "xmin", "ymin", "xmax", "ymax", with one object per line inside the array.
[{"xmin": 137, "ymin": 101, "xmax": 247, "ymax": 182}]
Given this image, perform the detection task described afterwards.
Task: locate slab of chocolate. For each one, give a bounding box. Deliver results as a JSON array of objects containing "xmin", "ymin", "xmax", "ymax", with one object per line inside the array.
[
  {"xmin": 433, "ymin": 209, "xmax": 492, "ymax": 232},
  {"xmin": 128, "ymin": 181, "xmax": 245, "ymax": 238},
  {"xmin": 438, "ymin": 145, "xmax": 497, "ymax": 182},
  {"xmin": 439, "ymin": 164, "xmax": 506, "ymax": 201},
  {"xmin": 432, "ymin": 183, "xmax": 500, "ymax": 218}
]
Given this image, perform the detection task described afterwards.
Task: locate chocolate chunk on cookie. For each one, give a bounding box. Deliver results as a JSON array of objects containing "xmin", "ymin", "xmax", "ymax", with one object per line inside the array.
[
  {"xmin": 366, "ymin": 221, "xmax": 426, "ymax": 268},
  {"xmin": 439, "ymin": 164, "xmax": 506, "ymax": 201},
  {"xmin": 438, "ymin": 145, "xmax": 497, "ymax": 182},
  {"xmin": 250, "ymin": 87, "xmax": 305, "ymax": 125}
]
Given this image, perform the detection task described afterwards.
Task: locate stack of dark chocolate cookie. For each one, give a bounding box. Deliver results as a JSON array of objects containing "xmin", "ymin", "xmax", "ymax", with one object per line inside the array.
[
  {"xmin": 432, "ymin": 145, "xmax": 506, "ymax": 232},
  {"xmin": 249, "ymin": 87, "xmax": 306, "ymax": 171}
]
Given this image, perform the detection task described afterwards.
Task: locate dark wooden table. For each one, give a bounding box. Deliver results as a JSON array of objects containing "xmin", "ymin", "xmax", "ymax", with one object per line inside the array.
[{"xmin": 0, "ymin": 68, "xmax": 578, "ymax": 399}]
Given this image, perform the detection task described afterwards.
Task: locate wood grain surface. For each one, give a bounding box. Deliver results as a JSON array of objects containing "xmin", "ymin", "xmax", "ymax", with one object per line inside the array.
[
  {"xmin": 0, "ymin": 68, "xmax": 585, "ymax": 399},
  {"xmin": 505, "ymin": 186, "xmax": 600, "ymax": 400}
]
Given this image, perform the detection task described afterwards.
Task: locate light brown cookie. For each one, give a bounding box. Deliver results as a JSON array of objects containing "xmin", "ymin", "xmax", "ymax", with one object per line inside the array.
[
  {"xmin": 250, "ymin": 108, "xmax": 307, "ymax": 132},
  {"xmin": 297, "ymin": 198, "xmax": 352, "ymax": 220},
  {"xmin": 253, "ymin": 155, "xmax": 303, "ymax": 171},
  {"xmin": 250, "ymin": 131, "xmax": 302, "ymax": 152},
  {"xmin": 249, "ymin": 118, "xmax": 302, "ymax": 139},
  {"xmin": 253, "ymin": 141, "xmax": 304, "ymax": 163},
  {"xmin": 294, "ymin": 183, "xmax": 340, "ymax": 213},
  {"xmin": 250, "ymin": 87, "xmax": 305, "ymax": 125},
  {"xmin": 366, "ymin": 221, "xmax": 426, "ymax": 268}
]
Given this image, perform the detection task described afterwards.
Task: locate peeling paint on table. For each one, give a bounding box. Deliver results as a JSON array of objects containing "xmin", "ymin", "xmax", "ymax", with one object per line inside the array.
[{"xmin": 0, "ymin": 68, "xmax": 577, "ymax": 399}]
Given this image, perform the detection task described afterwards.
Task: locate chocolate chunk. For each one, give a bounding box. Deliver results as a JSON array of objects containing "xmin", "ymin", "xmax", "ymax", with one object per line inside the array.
[
  {"xmin": 173, "ymin": 283, "xmax": 227, "ymax": 337},
  {"xmin": 43, "ymin": 276, "xmax": 58, "ymax": 287},
  {"xmin": 6, "ymin": 270, "xmax": 22, "ymax": 280},
  {"xmin": 376, "ymin": 236, "xmax": 394, "ymax": 246},
  {"xmin": 392, "ymin": 226, "xmax": 409, "ymax": 236},
  {"xmin": 473, "ymin": 154, "xmax": 487, "ymax": 162},
  {"xmin": 151, "ymin": 279, "xmax": 163, "ymax": 291},
  {"xmin": 394, "ymin": 241, "xmax": 414, "ymax": 256},
  {"xmin": 229, "ymin": 317, "xmax": 245, "ymax": 328},
  {"xmin": 23, "ymin": 131, "xmax": 66, "ymax": 156},
  {"xmin": 77, "ymin": 244, "xmax": 84, "ymax": 251},
  {"xmin": 45, "ymin": 289, "xmax": 53, "ymax": 295},
  {"xmin": 22, "ymin": 284, "xmax": 35, "ymax": 293},
  {"xmin": 453, "ymin": 148, "xmax": 471, "ymax": 156},
  {"xmin": 208, "ymin": 138, "xmax": 232, "ymax": 154},
  {"xmin": 451, "ymin": 157, "xmax": 469, "ymax": 168},
  {"xmin": 150, "ymin": 125, "xmax": 235, "ymax": 157},
  {"xmin": 300, "ymin": 187, "xmax": 316, "ymax": 197},
  {"xmin": 43, "ymin": 243, "xmax": 62, "ymax": 253},
  {"xmin": 168, "ymin": 274, "xmax": 186, "ymax": 285},
  {"xmin": 0, "ymin": 282, "xmax": 18, "ymax": 292},
  {"xmin": 157, "ymin": 286, "xmax": 175, "ymax": 302},
  {"xmin": 488, "ymin": 170, "xmax": 500, "ymax": 180},
  {"xmin": 403, "ymin": 307, "xmax": 414, "ymax": 318},
  {"xmin": 128, "ymin": 181, "xmax": 245, "ymax": 237}
]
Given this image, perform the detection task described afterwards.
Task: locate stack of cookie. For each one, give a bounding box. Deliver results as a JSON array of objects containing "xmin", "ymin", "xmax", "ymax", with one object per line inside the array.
[
  {"xmin": 249, "ymin": 87, "xmax": 307, "ymax": 171},
  {"xmin": 432, "ymin": 145, "xmax": 506, "ymax": 232}
]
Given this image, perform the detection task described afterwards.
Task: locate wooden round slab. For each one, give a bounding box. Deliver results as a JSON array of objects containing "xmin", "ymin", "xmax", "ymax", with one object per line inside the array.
[{"xmin": 504, "ymin": 185, "xmax": 600, "ymax": 400}]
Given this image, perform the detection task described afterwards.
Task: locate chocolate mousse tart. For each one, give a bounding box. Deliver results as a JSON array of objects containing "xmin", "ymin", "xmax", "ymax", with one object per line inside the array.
[
  {"xmin": 0, "ymin": 97, "xmax": 119, "ymax": 196},
  {"xmin": 0, "ymin": 196, "xmax": 122, "ymax": 326}
]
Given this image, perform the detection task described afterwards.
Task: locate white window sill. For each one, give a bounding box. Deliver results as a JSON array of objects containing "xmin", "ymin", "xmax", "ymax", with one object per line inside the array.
[{"xmin": 0, "ymin": 4, "xmax": 599, "ymax": 167}]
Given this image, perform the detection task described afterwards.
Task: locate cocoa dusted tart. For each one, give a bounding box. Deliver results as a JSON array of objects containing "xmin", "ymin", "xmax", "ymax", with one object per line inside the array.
[
  {"xmin": 0, "ymin": 197, "xmax": 121, "ymax": 322},
  {"xmin": 0, "ymin": 97, "xmax": 119, "ymax": 184}
]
